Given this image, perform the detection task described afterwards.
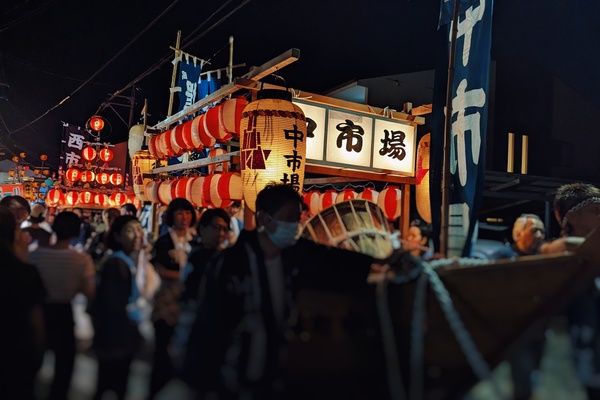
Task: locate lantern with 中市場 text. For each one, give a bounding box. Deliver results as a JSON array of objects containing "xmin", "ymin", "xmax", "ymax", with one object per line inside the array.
[
  {"xmin": 378, "ymin": 186, "xmax": 402, "ymax": 221},
  {"xmin": 415, "ymin": 133, "xmax": 432, "ymax": 224},
  {"xmin": 240, "ymin": 89, "xmax": 307, "ymax": 211},
  {"xmin": 99, "ymin": 148, "xmax": 114, "ymax": 162},
  {"xmin": 82, "ymin": 147, "xmax": 97, "ymax": 162}
]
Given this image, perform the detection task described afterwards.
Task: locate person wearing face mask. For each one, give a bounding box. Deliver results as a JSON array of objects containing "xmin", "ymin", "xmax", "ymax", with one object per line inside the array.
[{"xmin": 182, "ymin": 183, "xmax": 379, "ymax": 400}]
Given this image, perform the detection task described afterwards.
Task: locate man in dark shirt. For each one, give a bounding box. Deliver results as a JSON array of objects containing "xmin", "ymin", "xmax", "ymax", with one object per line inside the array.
[{"xmin": 22, "ymin": 203, "xmax": 52, "ymax": 249}]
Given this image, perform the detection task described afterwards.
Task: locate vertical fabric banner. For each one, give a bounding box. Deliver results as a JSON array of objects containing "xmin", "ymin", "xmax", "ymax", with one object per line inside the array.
[
  {"xmin": 176, "ymin": 56, "xmax": 202, "ymax": 114},
  {"xmin": 430, "ymin": 0, "xmax": 493, "ymax": 257}
]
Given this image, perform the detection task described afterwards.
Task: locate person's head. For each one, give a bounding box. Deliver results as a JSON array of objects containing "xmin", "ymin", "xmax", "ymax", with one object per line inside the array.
[
  {"xmin": 29, "ymin": 203, "xmax": 46, "ymax": 225},
  {"xmin": 52, "ymin": 211, "xmax": 82, "ymax": 241},
  {"xmin": 512, "ymin": 213, "xmax": 545, "ymax": 255},
  {"xmin": 72, "ymin": 207, "xmax": 83, "ymax": 218},
  {"xmin": 107, "ymin": 215, "xmax": 144, "ymax": 255},
  {"xmin": 0, "ymin": 206, "xmax": 17, "ymax": 254},
  {"xmin": 553, "ymin": 183, "xmax": 600, "ymax": 237},
  {"xmin": 166, "ymin": 198, "xmax": 196, "ymax": 231},
  {"xmin": 198, "ymin": 208, "xmax": 231, "ymax": 249},
  {"xmin": 0, "ymin": 195, "xmax": 31, "ymax": 225},
  {"xmin": 404, "ymin": 219, "xmax": 432, "ymax": 256},
  {"xmin": 102, "ymin": 207, "xmax": 121, "ymax": 228},
  {"xmin": 120, "ymin": 203, "xmax": 137, "ymax": 217},
  {"xmin": 255, "ymin": 183, "xmax": 303, "ymax": 249}
]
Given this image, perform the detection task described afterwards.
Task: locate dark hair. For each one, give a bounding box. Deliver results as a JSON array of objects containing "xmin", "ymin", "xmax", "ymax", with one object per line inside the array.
[
  {"xmin": 166, "ymin": 198, "xmax": 196, "ymax": 227},
  {"xmin": 255, "ymin": 183, "xmax": 302, "ymax": 216},
  {"xmin": 120, "ymin": 203, "xmax": 137, "ymax": 216},
  {"xmin": 107, "ymin": 215, "xmax": 139, "ymax": 251},
  {"xmin": 0, "ymin": 206, "xmax": 17, "ymax": 253},
  {"xmin": 52, "ymin": 211, "xmax": 82, "ymax": 241},
  {"xmin": 553, "ymin": 183, "xmax": 600, "ymax": 222},
  {"xmin": 198, "ymin": 208, "xmax": 230, "ymax": 228},
  {"xmin": 0, "ymin": 195, "xmax": 31, "ymax": 214},
  {"xmin": 410, "ymin": 219, "xmax": 432, "ymax": 240}
]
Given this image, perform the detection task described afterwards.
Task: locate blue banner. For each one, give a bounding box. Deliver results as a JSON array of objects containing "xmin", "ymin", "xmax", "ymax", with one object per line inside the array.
[
  {"xmin": 176, "ymin": 56, "xmax": 202, "ymax": 114},
  {"xmin": 430, "ymin": 0, "xmax": 493, "ymax": 257}
]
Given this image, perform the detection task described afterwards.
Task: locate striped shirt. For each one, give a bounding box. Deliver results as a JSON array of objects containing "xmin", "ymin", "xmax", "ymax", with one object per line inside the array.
[{"xmin": 29, "ymin": 247, "xmax": 95, "ymax": 303}]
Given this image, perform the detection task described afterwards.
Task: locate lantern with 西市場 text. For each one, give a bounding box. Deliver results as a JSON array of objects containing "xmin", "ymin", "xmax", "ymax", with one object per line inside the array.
[{"xmin": 240, "ymin": 89, "xmax": 307, "ymax": 211}]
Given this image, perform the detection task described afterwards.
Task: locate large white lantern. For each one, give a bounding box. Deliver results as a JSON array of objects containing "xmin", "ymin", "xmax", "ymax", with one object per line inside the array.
[{"xmin": 240, "ymin": 89, "xmax": 307, "ymax": 211}]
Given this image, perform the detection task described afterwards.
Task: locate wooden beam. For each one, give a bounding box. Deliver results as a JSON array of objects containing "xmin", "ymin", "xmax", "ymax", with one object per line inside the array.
[
  {"xmin": 242, "ymin": 48, "xmax": 300, "ymax": 81},
  {"xmin": 305, "ymin": 164, "xmax": 415, "ymax": 184},
  {"xmin": 304, "ymin": 177, "xmax": 367, "ymax": 185},
  {"xmin": 152, "ymin": 151, "xmax": 240, "ymax": 173}
]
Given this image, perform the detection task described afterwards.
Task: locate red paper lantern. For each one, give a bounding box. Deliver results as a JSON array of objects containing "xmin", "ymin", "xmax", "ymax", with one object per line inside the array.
[
  {"xmin": 94, "ymin": 193, "xmax": 108, "ymax": 206},
  {"xmin": 156, "ymin": 133, "xmax": 169, "ymax": 159},
  {"xmin": 80, "ymin": 190, "xmax": 94, "ymax": 204},
  {"xmin": 130, "ymin": 195, "xmax": 142, "ymax": 210},
  {"xmin": 110, "ymin": 173, "xmax": 124, "ymax": 186},
  {"xmin": 65, "ymin": 168, "xmax": 81, "ymax": 182},
  {"xmin": 46, "ymin": 189, "xmax": 63, "ymax": 207},
  {"xmin": 201, "ymin": 174, "xmax": 231, "ymax": 208},
  {"xmin": 303, "ymin": 191, "xmax": 320, "ymax": 216},
  {"xmin": 171, "ymin": 177, "xmax": 193, "ymax": 200},
  {"xmin": 144, "ymin": 181, "xmax": 161, "ymax": 204},
  {"xmin": 216, "ymin": 171, "xmax": 242, "ymax": 201},
  {"xmin": 335, "ymin": 188, "xmax": 357, "ymax": 204},
  {"xmin": 148, "ymin": 135, "xmax": 161, "ymax": 159},
  {"xmin": 207, "ymin": 147, "xmax": 229, "ymax": 175},
  {"xmin": 378, "ymin": 186, "xmax": 402, "ymax": 221},
  {"xmin": 172, "ymin": 124, "xmax": 188, "ymax": 152},
  {"xmin": 220, "ymin": 96, "xmax": 248, "ymax": 138},
  {"xmin": 157, "ymin": 180, "xmax": 175, "ymax": 205},
  {"xmin": 98, "ymin": 148, "xmax": 114, "ymax": 162},
  {"xmin": 191, "ymin": 114, "xmax": 215, "ymax": 148},
  {"xmin": 89, "ymin": 116, "xmax": 105, "ymax": 131},
  {"xmin": 65, "ymin": 191, "xmax": 79, "ymax": 206},
  {"xmin": 80, "ymin": 170, "xmax": 96, "ymax": 183},
  {"xmin": 358, "ymin": 187, "xmax": 379, "ymax": 203},
  {"xmin": 169, "ymin": 127, "xmax": 182, "ymax": 155},
  {"xmin": 110, "ymin": 192, "xmax": 128, "ymax": 206},
  {"xmin": 96, "ymin": 171, "xmax": 111, "ymax": 185},
  {"xmin": 319, "ymin": 190, "xmax": 338, "ymax": 212},
  {"xmin": 82, "ymin": 147, "xmax": 97, "ymax": 161},
  {"xmin": 188, "ymin": 176, "xmax": 207, "ymax": 207},
  {"xmin": 204, "ymin": 104, "xmax": 228, "ymax": 142},
  {"xmin": 181, "ymin": 120, "xmax": 197, "ymax": 150}
]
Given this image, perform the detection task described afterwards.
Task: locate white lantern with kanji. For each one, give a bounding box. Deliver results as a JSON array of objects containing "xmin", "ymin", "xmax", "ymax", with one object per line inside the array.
[
  {"xmin": 65, "ymin": 168, "xmax": 81, "ymax": 182},
  {"xmin": 82, "ymin": 147, "xmax": 97, "ymax": 161},
  {"xmin": 80, "ymin": 190, "xmax": 94, "ymax": 205},
  {"xmin": 110, "ymin": 173, "xmax": 124, "ymax": 186},
  {"xmin": 80, "ymin": 170, "xmax": 96, "ymax": 183},
  {"xmin": 240, "ymin": 89, "xmax": 307, "ymax": 211},
  {"xmin": 378, "ymin": 186, "xmax": 402, "ymax": 221},
  {"xmin": 110, "ymin": 192, "xmax": 128, "ymax": 206}
]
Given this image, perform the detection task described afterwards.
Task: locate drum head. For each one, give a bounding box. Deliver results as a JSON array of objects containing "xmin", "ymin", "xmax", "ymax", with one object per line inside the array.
[{"xmin": 301, "ymin": 199, "xmax": 394, "ymax": 259}]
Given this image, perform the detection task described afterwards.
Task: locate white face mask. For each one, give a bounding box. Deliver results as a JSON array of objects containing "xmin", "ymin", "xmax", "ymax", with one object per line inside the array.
[{"xmin": 266, "ymin": 215, "xmax": 300, "ymax": 249}]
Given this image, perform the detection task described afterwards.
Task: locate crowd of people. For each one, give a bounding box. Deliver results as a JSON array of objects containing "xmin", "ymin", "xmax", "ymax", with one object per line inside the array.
[{"xmin": 2, "ymin": 181, "xmax": 600, "ymax": 399}]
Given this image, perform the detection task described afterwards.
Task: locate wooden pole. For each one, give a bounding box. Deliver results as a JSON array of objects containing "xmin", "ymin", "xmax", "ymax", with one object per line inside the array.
[
  {"xmin": 507, "ymin": 132, "xmax": 514, "ymax": 173},
  {"xmin": 229, "ymin": 36, "xmax": 234, "ymax": 85},
  {"xmin": 440, "ymin": 0, "xmax": 461, "ymax": 256},
  {"xmin": 167, "ymin": 30, "xmax": 182, "ymax": 118},
  {"xmin": 521, "ymin": 134, "xmax": 529, "ymax": 174}
]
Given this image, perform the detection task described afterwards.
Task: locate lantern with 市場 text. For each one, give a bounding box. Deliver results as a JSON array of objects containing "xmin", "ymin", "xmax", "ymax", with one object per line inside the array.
[{"xmin": 240, "ymin": 89, "xmax": 307, "ymax": 211}]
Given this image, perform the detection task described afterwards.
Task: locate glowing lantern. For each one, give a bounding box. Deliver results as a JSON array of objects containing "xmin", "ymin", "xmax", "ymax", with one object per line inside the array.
[
  {"xmin": 110, "ymin": 173, "xmax": 124, "ymax": 186},
  {"xmin": 65, "ymin": 168, "xmax": 81, "ymax": 182},
  {"xmin": 82, "ymin": 147, "xmax": 97, "ymax": 161},
  {"xmin": 65, "ymin": 191, "xmax": 79, "ymax": 206},
  {"xmin": 11, "ymin": 156, "xmax": 19, "ymax": 163},
  {"xmin": 202, "ymin": 172, "xmax": 242, "ymax": 208},
  {"xmin": 128, "ymin": 124, "xmax": 145, "ymax": 158},
  {"xmin": 80, "ymin": 170, "xmax": 96, "ymax": 183},
  {"xmin": 157, "ymin": 180, "xmax": 174, "ymax": 205},
  {"xmin": 132, "ymin": 150, "xmax": 156, "ymax": 201},
  {"xmin": 204, "ymin": 104, "xmax": 228, "ymax": 142},
  {"xmin": 42, "ymin": 170, "xmax": 50, "ymax": 176},
  {"xmin": 303, "ymin": 190, "xmax": 321, "ymax": 216},
  {"xmin": 46, "ymin": 189, "xmax": 63, "ymax": 207},
  {"xmin": 378, "ymin": 186, "xmax": 402, "ymax": 221},
  {"xmin": 172, "ymin": 124, "xmax": 188, "ymax": 152},
  {"xmin": 94, "ymin": 193, "xmax": 108, "ymax": 206},
  {"xmin": 155, "ymin": 133, "xmax": 169, "ymax": 159},
  {"xmin": 220, "ymin": 96, "xmax": 248, "ymax": 138},
  {"xmin": 144, "ymin": 181, "xmax": 161, "ymax": 204},
  {"xmin": 181, "ymin": 120, "xmax": 195, "ymax": 150},
  {"xmin": 96, "ymin": 171, "xmax": 111, "ymax": 185},
  {"xmin": 240, "ymin": 89, "xmax": 307, "ymax": 211},
  {"xmin": 191, "ymin": 114, "xmax": 215, "ymax": 148},
  {"xmin": 148, "ymin": 135, "xmax": 162, "ymax": 159},
  {"xmin": 99, "ymin": 148, "xmax": 114, "ymax": 162},
  {"xmin": 171, "ymin": 177, "xmax": 193, "ymax": 200},
  {"xmin": 416, "ymin": 133, "xmax": 432, "ymax": 224},
  {"xmin": 217, "ymin": 172, "xmax": 243, "ymax": 201},
  {"xmin": 89, "ymin": 116, "xmax": 105, "ymax": 131},
  {"xmin": 19, "ymin": 170, "xmax": 25, "ymax": 177},
  {"xmin": 80, "ymin": 190, "xmax": 94, "ymax": 204},
  {"xmin": 40, "ymin": 154, "xmax": 48, "ymax": 161},
  {"xmin": 8, "ymin": 170, "xmax": 15, "ymax": 177},
  {"xmin": 188, "ymin": 176, "xmax": 207, "ymax": 207},
  {"xmin": 169, "ymin": 127, "xmax": 182, "ymax": 155},
  {"xmin": 19, "ymin": 152, "xmax": 26, "ymax": 158},
  {"xmin": 131, "ymin": 195, "xmax": 142, "ymax": 210},
  {"xmin": 207, "ymin": 147, "xmax": 229, "ymax": 174},
  {"xmin": 358, "ymin": 187, "xmax": 379, "ymax": 203},
  {"xmin": 34, "ymin": 169, "xmax": 40, "ymax": 175},
  {"xmin": 336, "ymin": 188, "xmax": 357, "ymax": 204},
  {"xmin": 110, "ymin": 192, "xmax": 128, "ymax": 206},
  {"xmin": 319, "ymin": 190, "xmax": 338, "ymax": 212}
]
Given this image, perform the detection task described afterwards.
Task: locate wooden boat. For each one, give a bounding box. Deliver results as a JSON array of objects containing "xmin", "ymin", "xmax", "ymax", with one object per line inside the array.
[{"xmin": 284, "ymin": 203, "xmax": 600, "ymax": 399}]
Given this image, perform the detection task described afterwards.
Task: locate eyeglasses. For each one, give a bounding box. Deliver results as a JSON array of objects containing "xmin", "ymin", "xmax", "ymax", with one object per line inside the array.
[{"xmin": 210, "ymin": 224, "xmax": 230, "ymax": 233}]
